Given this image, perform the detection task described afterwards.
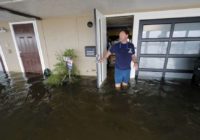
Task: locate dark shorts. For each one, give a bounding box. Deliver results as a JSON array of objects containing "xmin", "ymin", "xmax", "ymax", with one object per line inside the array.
[{"xmin": 114, "ymin": 68, "xmax": 131, "ymax": 84}]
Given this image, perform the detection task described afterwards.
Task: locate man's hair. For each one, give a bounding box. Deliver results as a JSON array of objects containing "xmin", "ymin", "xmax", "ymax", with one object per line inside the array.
[{"xmin": 120, "ymin": 29, "xmax": 129, "ymax": 35}]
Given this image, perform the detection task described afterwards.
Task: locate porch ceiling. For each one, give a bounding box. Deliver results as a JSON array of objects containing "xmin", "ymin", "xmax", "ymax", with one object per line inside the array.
[{"xmin": 0, "ymin": 0, "xmax": 200, "ymax": 20}]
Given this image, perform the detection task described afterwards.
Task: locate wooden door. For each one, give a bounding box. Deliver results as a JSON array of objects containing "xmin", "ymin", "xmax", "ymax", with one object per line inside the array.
[{"xmin": 13, "ymin": 23, "xmax": 42, "ymax": 76}]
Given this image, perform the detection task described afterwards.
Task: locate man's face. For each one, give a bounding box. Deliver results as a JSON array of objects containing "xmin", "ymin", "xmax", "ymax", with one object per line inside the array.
[{"xmin": 119, "ymin": 31, "xmax": 128, "ymax": 42}]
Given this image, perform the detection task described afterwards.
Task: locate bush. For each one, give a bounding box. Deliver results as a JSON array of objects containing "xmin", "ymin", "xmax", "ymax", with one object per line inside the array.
[{"xmin": 45, "ymin": 49, "xmax": 79, "ymax": 86}]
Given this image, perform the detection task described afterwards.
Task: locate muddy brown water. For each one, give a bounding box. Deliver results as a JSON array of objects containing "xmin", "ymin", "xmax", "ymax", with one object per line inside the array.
[{"xmin": 0, "ymin": 71, "xmax": 200, "ymax": 140}]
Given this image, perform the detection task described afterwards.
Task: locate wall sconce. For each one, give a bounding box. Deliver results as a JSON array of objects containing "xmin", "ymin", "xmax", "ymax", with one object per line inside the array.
[
  {"xmin": 87, "ymin": 21, "xmax": 93, "ymax": 28},
  {"xmin": 0, "ymin": 27, "xmax": 8, "ymax": 33}
]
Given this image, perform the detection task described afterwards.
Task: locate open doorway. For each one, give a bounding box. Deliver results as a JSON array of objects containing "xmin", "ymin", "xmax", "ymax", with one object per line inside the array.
[
  {"xmin": 106, "ymin": 16, "xmax": 134, "ymax": 81},
  {"xmin": 94, "ymin": 9, "xmax": 134, "ymax": 88}
]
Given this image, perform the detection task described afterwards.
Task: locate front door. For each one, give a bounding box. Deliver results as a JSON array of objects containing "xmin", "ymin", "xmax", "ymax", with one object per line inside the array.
[
  {"xmin": 94, "ymin": 9, "xmax": 107, "ymax": 88},
  {"xmin": 13, "ymin": 23, "xmax": 43, "ymax": 77}
]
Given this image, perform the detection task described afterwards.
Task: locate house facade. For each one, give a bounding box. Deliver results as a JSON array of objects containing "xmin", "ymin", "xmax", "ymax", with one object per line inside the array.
[{"xmin": 0, "ymin": 2, "xmax": 199, "ymax": 83}]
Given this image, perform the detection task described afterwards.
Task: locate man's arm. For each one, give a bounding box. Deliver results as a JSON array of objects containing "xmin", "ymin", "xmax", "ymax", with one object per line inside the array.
[
  {"xmin": 132, "ymin": 54, "xmax": 138, "ymax": 70},
  {"xmin": 99, "ymin": 50, "xmax": 111, "ymax": 62}
]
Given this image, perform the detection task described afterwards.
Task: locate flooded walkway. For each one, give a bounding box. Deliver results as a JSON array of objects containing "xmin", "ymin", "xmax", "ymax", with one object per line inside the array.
[{"xmin": 0, "ymin": 72, "xmax": 200, "ymax": 140}]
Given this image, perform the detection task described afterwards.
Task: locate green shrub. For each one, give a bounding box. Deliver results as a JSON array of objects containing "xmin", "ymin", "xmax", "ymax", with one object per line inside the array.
[{"xmin": 45, "ymin": 49, "xmax": 79, "ymax": 86}]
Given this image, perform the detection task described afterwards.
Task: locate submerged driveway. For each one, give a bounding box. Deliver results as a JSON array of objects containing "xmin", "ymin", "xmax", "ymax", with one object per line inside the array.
[{"xmin": 0, "ymin": 73, "xmax": 200, "ymax": 140}]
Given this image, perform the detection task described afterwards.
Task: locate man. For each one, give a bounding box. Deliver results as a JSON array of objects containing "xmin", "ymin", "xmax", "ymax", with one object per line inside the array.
[{"xmin": 100, "ymin": 30, "xmax": 138, "ymax": 90}]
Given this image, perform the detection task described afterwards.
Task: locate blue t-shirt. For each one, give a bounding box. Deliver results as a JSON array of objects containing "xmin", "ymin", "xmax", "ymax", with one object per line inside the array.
[{"xmin": 109, "ymin": 42, "xmax": 135, "ymax": 70}]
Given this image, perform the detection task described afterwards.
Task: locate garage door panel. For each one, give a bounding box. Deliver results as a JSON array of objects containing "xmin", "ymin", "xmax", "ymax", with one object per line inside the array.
[
  {"xmin": 170, "ymin": 41, "xmax": 200, "ymax": 55},
  {"xmin": 173, "ymin": 22, "xmax": 200, "ymax": 38},
  {"xmin": 167, "ymin": 58, "xmax": 196, "ymax": 70},
  {"xmin": 141, "ymin": 42, "xmax": 168, "ymax": 54},
  {"xmin": 165, "ymin": 72, "xmax": 193, "ymax": 79},
  {"xmin": 142, "ymin": 24, "xmax": 171, "ymax": 38},
  {"xmin": 140, "ymin": 57, "xmax": 165, "ymax": 69},
  {"xmin": 139, "ymin": 71, "xmax": 163, "ymax": 79}
]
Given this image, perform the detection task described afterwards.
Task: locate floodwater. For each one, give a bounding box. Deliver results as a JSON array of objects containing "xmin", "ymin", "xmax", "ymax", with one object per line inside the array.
[{"xmin": 0, "ymin": 70, "xmax": 200, "ymax": 140}]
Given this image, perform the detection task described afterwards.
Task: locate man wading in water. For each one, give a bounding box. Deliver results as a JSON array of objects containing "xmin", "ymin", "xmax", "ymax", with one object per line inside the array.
[{"xmin": 100, "ymin": 30, "xmax": 138, "ymax": 90}]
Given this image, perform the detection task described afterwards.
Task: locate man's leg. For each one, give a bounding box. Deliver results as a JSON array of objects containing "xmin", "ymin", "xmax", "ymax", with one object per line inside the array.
[
  {"xmin": 122, "ymin": 69, "xmax": 131, "ymax": 89},
  {"xmin": 114, "ymin": 68, "xmax": 123, "ymax": 90}
]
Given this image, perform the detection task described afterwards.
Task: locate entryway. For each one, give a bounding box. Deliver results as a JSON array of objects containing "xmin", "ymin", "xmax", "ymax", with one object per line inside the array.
[
  {"xmin": 106, "ymin": 16, "xmax": 134, "ymax": 83},
  {"xmin": 94, "ymin": 9, "xmax": 134, "ymax": 88}
]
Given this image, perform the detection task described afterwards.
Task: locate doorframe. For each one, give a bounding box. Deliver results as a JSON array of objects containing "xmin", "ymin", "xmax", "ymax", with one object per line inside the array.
[
  {"xmin": 0, "ymin": 45, "xmax": 9, "ymax": 75},
  {"xmin": 105, "ymin": 13, "xmax": 136, "ymax": 78},
  {"xmin": 105, "ymin": 13, "xmax": 134, "ymax": 42},
  {"xmin": 9, "ymin": 20, "xmax": 45, "ymax": 74}
]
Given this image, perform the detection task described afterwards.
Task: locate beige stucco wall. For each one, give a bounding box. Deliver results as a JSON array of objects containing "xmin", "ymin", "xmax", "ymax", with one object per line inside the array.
[
  {"xmin": 0, "ymin": 21, "xmax": 21, "ymax": 72},
  {"xmin": 37, "ymin": 15, "xmax": 97, "ymax": 76}
]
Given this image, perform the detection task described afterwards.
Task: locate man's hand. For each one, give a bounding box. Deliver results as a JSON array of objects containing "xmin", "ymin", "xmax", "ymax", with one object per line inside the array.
[
  {"xmin": 98, "ymin": 51, "xmax": 111, "ymax": 63},
  {"xmin": 98, "ymin": 57, "xmax": 104, "ymax": 63},
  {"xmin": 134, "ymin": 62, "xmax": 138, "ymax": 71}
]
